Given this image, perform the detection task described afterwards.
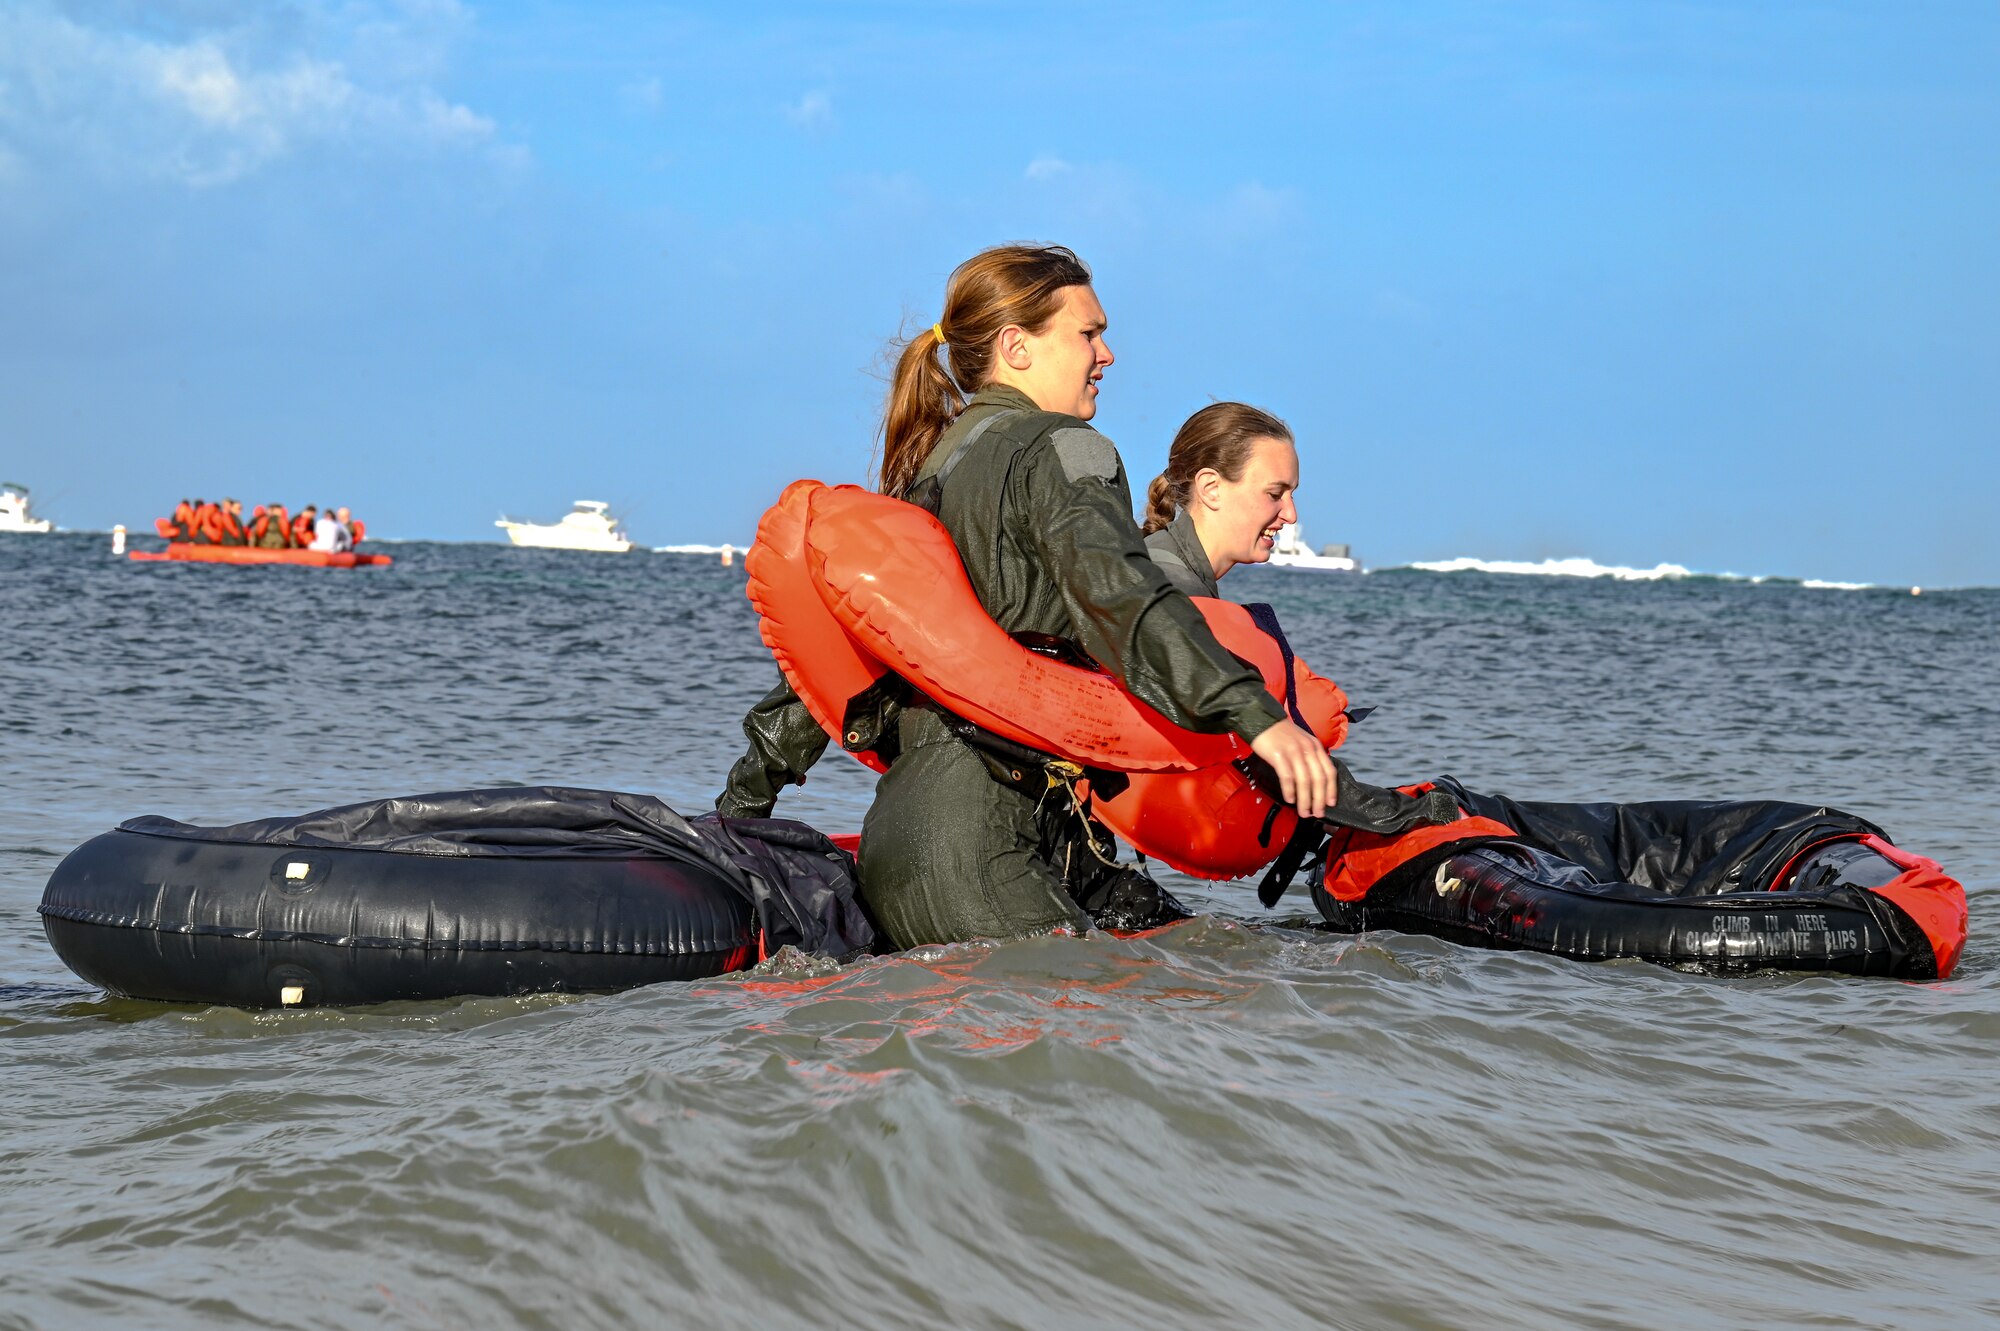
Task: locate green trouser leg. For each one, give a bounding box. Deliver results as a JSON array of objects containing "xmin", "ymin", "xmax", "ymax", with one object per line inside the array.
[{"xmin": 859, "ymin": 710, "xmax": 1089, "ymax": 949}]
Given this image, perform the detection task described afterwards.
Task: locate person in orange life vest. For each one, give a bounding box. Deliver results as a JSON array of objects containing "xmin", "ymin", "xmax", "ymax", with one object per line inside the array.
[
  {"xmin": 291, "ymin": 505, "xmax": 317, "ymax": 548},
  {"xmin": 251, "ymin": 504, "xmax": 288, "ymax": 548},
  {"xmin": 170, "ymin": 498, "xmax": 195, "ymax": 541},
  {"xmin": 190, "ymin": 500, "xmax": 223, "ymax": 544},
  {"xmin": 215, "ymin": 498, "xmax": 247, "ymax": 546}
]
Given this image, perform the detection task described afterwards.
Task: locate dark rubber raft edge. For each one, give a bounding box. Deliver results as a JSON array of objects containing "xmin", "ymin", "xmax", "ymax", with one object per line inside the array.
[
  {"xmin": 1311, "ymin": 838, "xmax": 1941, "ymax": 979},
  {"xmin": 40, "ymin": 828, "xmax": 758, "ymax": 1008}
]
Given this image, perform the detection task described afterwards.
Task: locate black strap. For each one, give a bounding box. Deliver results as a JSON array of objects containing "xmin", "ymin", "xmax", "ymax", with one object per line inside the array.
[
  {"xmin": 907, "ymin": 407, "xmax": 1022, "ymax": 515},
  {"xmin": 1256, "ymin": 761, "xmax": 1464, "ymax": 907},
  {"xmin": 837, "ymin": 674, "xmax": 909, "ymax": 761},
  {"xmin": 1242, "ymin": 602, "xmax": 1308, "ymax": 731},
  {"xmin": 1258, "ymin": 818, "xmax": 1329, "ymax": 907},
  {"xmin": 902, "ymin": 694, "xmax": 1058, "ymax": 794}
]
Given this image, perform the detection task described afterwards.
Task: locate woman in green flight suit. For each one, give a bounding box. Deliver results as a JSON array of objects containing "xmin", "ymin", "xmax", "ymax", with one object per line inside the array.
[
  {"xmin": 1140, "ymin": 401, "xmax": 1304, "ymax": 600},
  {"xmin": 717, "ymin": 244, "xmax": 1335, "ymax": 950}
]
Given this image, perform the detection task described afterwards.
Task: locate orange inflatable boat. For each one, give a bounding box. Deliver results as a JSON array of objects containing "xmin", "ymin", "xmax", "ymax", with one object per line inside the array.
[
  {"xmin": 748, "ymin": 480, "xmax": 1347, "ymax": 879},
  {"xmin": 130, "ymin": 543, "xmax": 391, "ymax": 568}
]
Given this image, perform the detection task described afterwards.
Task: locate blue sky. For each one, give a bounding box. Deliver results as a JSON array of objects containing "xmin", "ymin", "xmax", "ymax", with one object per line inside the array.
[{"xmin": 2, "ymin": 1, "xmax": 1995, "ymax": 586}]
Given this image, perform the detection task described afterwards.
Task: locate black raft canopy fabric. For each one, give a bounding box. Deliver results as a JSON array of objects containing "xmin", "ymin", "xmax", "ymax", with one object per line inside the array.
[
  {"xmin": 120, "ymin": 786, "xmax": 877, "ymax": 961},
  {"xmin": 1430, "ymin": 776, "xmax": 1886, "ymax": 898}
]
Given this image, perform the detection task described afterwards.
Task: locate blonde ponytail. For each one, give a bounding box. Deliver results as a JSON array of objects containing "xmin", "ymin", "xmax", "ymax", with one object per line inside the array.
[{"xmin": 880, "ymin": 332, "xmax": 965, "ymax": 499}]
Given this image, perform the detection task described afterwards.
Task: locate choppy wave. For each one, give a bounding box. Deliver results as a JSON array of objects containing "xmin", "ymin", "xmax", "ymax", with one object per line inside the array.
[
  {"xmin": 5, "ymin": 534, "xmax": 1997, "ymax": 1331},
  {"xmin": 1397, "ymin": 554, "xmax": 1890, "ymax": 589}
]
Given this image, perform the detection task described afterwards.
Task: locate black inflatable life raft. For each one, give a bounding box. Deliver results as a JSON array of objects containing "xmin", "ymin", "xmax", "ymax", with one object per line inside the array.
[
  {"xmin": 38, "ymin": 787, "xmax": 874, "ymax": 1008},
  {"xmin": 1309, "ymin": 779, "xmax": 1968, "ymax": 979}
]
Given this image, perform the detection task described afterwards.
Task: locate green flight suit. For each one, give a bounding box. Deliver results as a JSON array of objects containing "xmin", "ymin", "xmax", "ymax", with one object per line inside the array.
[
  {"xmin": 718, "ymin": 385, "xmax": 1284, "ymax": 949},
  {"xmin": 1143, "ymin": 509, "xmax": 1220, "ymax": 599}
]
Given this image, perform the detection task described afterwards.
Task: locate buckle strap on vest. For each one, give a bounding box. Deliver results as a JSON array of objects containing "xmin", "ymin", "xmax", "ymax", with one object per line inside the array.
[{"xmin": 906, "ymin": 407, "xmax": 1024, "ymax": 515}]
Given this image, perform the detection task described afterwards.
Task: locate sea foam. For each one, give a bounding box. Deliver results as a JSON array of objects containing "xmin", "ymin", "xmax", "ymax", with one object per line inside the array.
[{"xmin": 1398, "ymin": 555, "xmax": 1875, "ymax": 588}]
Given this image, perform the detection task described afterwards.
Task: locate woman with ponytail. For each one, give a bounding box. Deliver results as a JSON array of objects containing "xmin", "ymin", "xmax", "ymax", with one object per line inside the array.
[
  {"xmin": 1140, "ymin": 402, "xmax": 1301, "ymax": 599},
  {"xmin": 718, "ymin": 244, "xmax": 1336, "ymax": 947}
]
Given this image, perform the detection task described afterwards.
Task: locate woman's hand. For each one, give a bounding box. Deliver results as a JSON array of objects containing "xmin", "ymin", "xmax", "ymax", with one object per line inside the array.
[{"xmin": 1249, "ymin": 720, "xmax": 1337, "ymax": 820}]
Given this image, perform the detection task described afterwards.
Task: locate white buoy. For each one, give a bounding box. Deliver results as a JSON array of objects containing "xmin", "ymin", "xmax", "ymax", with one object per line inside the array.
[
  {"xmin": 721, "ymin": 543, "xmax": 735, "ymax": 568},
  {"xmin": 1912, "ymin": 587, "xmax": 1923, "ymax": 597},
  {"xmin": 111, "ymin": 524, "xmax": 126, "ymax": 555}
]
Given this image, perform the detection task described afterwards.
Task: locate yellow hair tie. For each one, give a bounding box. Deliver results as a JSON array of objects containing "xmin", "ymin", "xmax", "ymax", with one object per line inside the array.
[{"xmin": 931, "ymin": 323, "xmax": 947, "ymax": 347}]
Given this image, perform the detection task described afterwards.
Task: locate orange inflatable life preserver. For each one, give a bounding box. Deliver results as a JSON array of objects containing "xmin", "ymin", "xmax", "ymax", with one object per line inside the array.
[
  {"xmin": 747, "ymin": 480, "xmax": 1351, "ymax": 879},
  {"xmin": 1087, "ymin": 605, "xmax": 1350, "ymax": 879}
]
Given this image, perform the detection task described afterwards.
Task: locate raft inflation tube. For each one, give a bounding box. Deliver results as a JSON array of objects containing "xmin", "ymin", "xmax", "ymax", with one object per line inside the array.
[
  {"xmin": 128, "ymin": 542, "xmax": 393, "ymax": 568},
  {"xmin": 38, "ymin": 788, "xmax": 872, "ymax": 1008},
  {"xmin": 748, "ymin": 480, "xmax": 1350, "ymax": 880},
  {"xmin": 1309, "ymin": 779, "xmax": 1968, "ymax": 979}
]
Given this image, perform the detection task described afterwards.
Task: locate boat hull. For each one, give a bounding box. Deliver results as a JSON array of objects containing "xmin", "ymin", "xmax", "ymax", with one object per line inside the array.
[
  {"xmin": 129, "ymin": 543, "xmax": 392, "ymax": 568},
  {"xmin": 1267, "ymin": 553, "xmax": 1359, "ymax": 573},
  {"xmin": 500, "ymin": 529, "xmax": 632, "ymax": 552}
]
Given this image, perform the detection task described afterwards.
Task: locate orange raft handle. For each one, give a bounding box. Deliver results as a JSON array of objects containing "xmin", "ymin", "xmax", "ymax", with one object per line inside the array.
[{"xmin": 748, "ymin": 480, "xmax": 1352, "ymax": 880}]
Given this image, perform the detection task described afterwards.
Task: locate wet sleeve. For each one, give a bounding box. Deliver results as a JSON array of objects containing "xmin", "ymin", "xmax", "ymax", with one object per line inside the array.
[
  {"xmin": 715, "ymin": 679, "xmax": 832, "ymax": 819},
  {"xmin": 1020, "ymin": 430, "xmax": 1283, "ymax": 741}
]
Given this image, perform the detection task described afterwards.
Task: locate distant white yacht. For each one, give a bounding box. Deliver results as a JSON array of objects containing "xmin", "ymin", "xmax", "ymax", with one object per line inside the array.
[
  {"xmin": 496, "ymin": 500, "xmax": 634, "ymax": 553},
  {"xmin": 0, "ymin": 482, "xmax": 53, "ymax": 534},
  {"xmin": 1266, "ymin": 522, "xmax": 1358, "ymax": 573}
]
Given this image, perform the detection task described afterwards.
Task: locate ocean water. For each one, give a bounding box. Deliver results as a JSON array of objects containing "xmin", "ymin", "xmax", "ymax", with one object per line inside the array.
[{"xmin": 3, "ymin": 531, "xmax": 1996, "ymax": 1331}]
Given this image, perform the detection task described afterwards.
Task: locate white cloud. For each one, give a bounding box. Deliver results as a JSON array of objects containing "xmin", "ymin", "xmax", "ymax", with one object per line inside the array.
[
  {"xmin": 1024, "ymin": 155, "xmax": 1072, "ymax": 181},
  {"xmin": 784, "ymin": 90, "xmax": 832, "ymax": 130},
  {"xmin": 414, "ymin": 90, "xmax": 497, "ymax": 143},
  {"xmin": 0, "ymin": 2, "xmax": 511, "ymax": 189}
]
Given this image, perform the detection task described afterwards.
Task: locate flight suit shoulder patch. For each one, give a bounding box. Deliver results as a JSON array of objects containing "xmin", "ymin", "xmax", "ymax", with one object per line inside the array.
[{"xmin": 1046, "ymin": 427, "xmax": 1121, "ymax": 486}]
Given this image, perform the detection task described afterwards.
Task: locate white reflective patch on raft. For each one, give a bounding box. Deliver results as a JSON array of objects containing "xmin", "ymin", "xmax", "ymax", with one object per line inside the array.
[
  {"xmin": 279, "ymin": 985, "xmax": 305, "ymax": 1006},
  {"xmin": 285, "ymin": 862, "xmax": 310, "ymax": 880}
]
